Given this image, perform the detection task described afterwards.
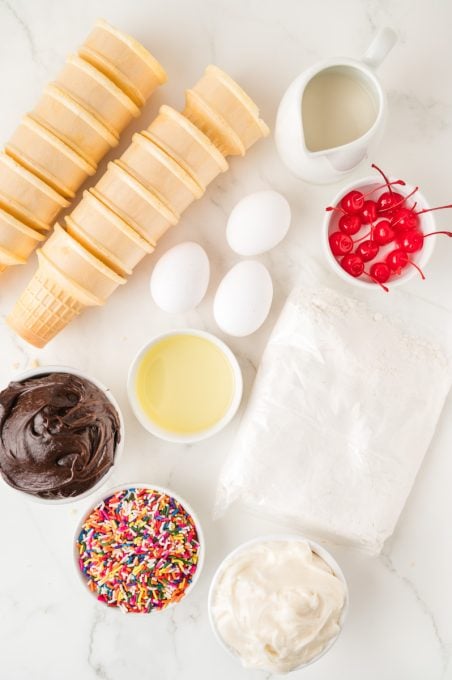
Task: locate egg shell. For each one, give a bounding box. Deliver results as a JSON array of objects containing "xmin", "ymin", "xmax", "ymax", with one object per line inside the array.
[
  {"xmin": 226, "ymin": 190, "xmax": 291, "ymax": 256},
  {"xmin": 214, "ymin": 260, "xmax": 273, "ymax": 337},
  {"xmin": 150, "ymin": 241, "xmax": 210, "ymax": 313}
]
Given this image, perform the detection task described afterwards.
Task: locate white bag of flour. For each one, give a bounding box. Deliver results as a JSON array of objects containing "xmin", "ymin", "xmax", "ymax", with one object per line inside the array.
[{"xmin": 216, "ymin": 280, "xmax": 452, "ymax": 553}]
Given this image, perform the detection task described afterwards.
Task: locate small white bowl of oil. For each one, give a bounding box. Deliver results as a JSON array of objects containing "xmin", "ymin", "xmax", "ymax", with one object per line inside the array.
[{"xmin": 127, "ymin": 328, "xmax": 243, "ymax": 443}]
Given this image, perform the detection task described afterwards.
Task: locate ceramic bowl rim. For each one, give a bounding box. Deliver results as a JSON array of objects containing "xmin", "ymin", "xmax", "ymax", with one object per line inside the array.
[
  {"xmin": 0, "ymin": 364, "xmax": 125, "ymax": 505},
  {"xmin": 322, "ymin": 175, "xmax": 436, "ymax": 289},
  {"xmin": 127, "ymin": 328, "xmax": 243, "ymax": 443},
  {"xmin": 208, "ymin": 533, "xmax": 349, "ymax": 673},
  {"xmin": 73, "ymin": 482, "xmax": 205, "ymax": 613}
]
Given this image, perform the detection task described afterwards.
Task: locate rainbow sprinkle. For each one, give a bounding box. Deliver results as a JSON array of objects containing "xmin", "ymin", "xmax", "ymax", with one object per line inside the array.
[{"xmin": 77, "ymin": 487, "xmax": 200, "ymax": 613}]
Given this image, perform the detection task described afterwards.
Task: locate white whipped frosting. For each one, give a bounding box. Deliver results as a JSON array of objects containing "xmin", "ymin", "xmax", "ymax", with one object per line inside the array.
[{"xmin": 211, "ymin": 540, "xmax": 346, "ymax": 673}]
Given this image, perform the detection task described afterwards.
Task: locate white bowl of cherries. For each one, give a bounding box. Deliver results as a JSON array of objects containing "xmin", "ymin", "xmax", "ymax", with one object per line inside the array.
[{"xmin": 323, "ymin": 164, "xmax": 452, "ymax": 290}]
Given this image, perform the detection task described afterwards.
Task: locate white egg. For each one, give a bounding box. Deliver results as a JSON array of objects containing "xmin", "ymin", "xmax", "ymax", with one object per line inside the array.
[
  {"xmin": 226, "ymin": 190, "xmax": 291, "ymax": 256},
  {"xmin": 214, "ymin": 261, "xmax": 273, "ymax": 337},
  {"xmin": 150, "ymin": 241, "xmax": 210, "ymax": 313}
]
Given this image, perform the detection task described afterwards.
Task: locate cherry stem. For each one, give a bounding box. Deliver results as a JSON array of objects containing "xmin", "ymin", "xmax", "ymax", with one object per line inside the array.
[
  {"xmin": 362, "ymin": 179, "xmax": 406, "ymax": 200},
  {"xmin": 371, "ymin": 163, "xmax": 406, "ymax": 198},
  {"xmin": 416, "ymin": 204, "xmax": 452, "ymax": 216},
  {"xmin": 364, "ymin": 269, "xmax": 389, "ymax": 292},
  {"xmin": 380, "ymin": 186, "xmax": 419, "ymax": 214},
  {"xmin": 406, "ymin": 259, "xmax": 426, "ymax": 280},
  {"xmin": 325, "ymin": 179, "xmax": 408, "ymax": 214},
  {"xmin": 423, "ymin": 230, "xmax": 452, "ymax": 238}
]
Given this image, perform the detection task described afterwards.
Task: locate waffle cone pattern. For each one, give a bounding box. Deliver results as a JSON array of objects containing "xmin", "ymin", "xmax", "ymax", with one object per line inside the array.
[
  {"xmin": 8, "ymin": 65, "xmax": 268, "ymax": 347},
  {"xmin": 7, "ymin": 251, "xmax": 102, "ymax": 348},
  {"xmin": 0, "ymin": 20, "xmax": 166, "ymax": 274}
]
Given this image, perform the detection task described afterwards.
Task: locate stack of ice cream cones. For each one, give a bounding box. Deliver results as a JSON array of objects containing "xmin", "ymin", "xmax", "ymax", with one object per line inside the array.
[
  {"xmin": 183, "ymin": 65, "xmax": 270, "ymax": 155},
  {"xmin": 8, "ymin": 65, "xmax": 269, "ymax": 348},
  {"xmin": 0, "ymin": 20, "xmax": 166, "ymax": 273}
]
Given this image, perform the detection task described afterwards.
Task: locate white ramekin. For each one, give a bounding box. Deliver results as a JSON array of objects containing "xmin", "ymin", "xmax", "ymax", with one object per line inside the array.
[
  {"xmin": 73, "ymin": 482, "xmax": 205, "ymax": 613},
  {"xmin": 0, "ymin": 365, "xmax": 124, "ymax": 505},
  {"xmin": 208, "ymin": 534, "xmax": 349, "ymax": 673},
  {"xmin": 323, "ymin": 176, "xmax": 436, "ymax": 289},
  {"xmin": 127, "ymin": 328, "xmax": 243, "ymax": 444}
]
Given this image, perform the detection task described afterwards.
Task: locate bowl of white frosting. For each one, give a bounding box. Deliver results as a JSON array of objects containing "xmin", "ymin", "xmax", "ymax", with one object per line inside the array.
[{"xmin": 208, "ymin": 535, "xmax": 348, "ymax": 674}]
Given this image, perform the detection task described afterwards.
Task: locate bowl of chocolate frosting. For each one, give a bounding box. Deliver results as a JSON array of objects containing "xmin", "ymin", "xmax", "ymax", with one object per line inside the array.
[{"xmin": 0, "ymin": 366, "xmax": 124, "ymax": 503}]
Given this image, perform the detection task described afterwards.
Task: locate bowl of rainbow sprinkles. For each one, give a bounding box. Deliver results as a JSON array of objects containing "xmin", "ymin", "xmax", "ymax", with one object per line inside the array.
[{"xmin": 74, "ymin": 484, "xmax": 204, "ymax": 613}]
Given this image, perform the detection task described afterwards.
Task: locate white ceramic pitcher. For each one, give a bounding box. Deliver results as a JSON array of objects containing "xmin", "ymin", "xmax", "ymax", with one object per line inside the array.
[{"xmin": 275, "ymin": 28, "xmax": 397, "ymax": 184}]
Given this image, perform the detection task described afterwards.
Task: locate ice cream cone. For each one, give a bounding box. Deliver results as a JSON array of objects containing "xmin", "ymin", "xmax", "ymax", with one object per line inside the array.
[
  {"xmin": 6, "ymin": 117, "xmax": 95, "ymax": 199},
  {"xmin": 0, "ymin": 152, "xmax": 68, "ymax": 229},
  {"xmin": 184, "ymin": 89, "xmax": 245, "ymax": 156},
  {"xmin": 186, "ymin": 65, "xmax": 269, "ymax": 152},
  {"xmin": 94, "ymin": 161, "xmax": 178, "ymax": 245},
  {"xmin": 0, "ymin": 245, "xmax": 26, "ymax": 270},
  {"xmin": 0, "ymin": 207, "xmax": 45, "ymax": 270},
  {"xmin": 145, "ymin": 105, "xmax": 228, "ymax": 189},
  {"xmin": 67, "ymin": 190, "xmax": 154, "ymax": 276},
  {"xmin": 120, "ymin": 132, "xmax": 204, "ymax": 214},
  {"xmin": 42, "ymin": 223, "xmax": 126, "ymax": 301},
  {"xmin": 66, "ymin": 217, "xmax": 129, "ymax": 277},
  {"xmin": 0, "ymin": 193, "xmax": 50, "ymax": 234},
  {"xmin": 79, "ymin": 19, "xmax": 167, "ymax": 107},
  {"xmin": 55, "ymin": 54, "xmax": 140, "ymax": 137},
  {"xmin": 6, "ymin": 249, "xmax": 103, "ymax": 348},
  {"xmin": 31, "ymin": 84, "xmax": 118, "ymax": 166}
]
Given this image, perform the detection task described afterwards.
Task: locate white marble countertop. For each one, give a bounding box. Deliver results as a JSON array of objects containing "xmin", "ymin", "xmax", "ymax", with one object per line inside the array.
[{"xmin": 0, "ymin": 0, "xmax": 451, "ymax": 678}]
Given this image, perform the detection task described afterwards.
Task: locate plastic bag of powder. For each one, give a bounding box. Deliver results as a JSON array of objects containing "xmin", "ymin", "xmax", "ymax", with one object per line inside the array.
[{"xmin": 215, "ymin": 263, "xmax": 452, "ymax": 553}]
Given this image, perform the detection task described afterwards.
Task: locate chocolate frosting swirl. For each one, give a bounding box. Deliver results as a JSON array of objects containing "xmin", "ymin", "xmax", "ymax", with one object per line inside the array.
[{"xmin": 0, "ymin": 372, "xmax": 121, "ymax": 499}]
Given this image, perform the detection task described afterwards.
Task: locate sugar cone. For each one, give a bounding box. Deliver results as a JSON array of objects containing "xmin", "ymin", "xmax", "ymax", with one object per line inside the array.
[
  {"xmin": 78, "ymin": 47, "xmax": 145, "ymax": 108},
  {"xmin": 31, "ymin": 84, "xmax": 118, "ymax": 166},
  {"xmin": 0, "ymin": 245, "xmax": 26, "ymax": 269},
  {"xmin": 7, "ymin": 250, "xmax": 103, "ymax": 348},
  {"xmin": 6, "ymin": 117, "xmax": 95, "ymax": 199},
  {"xmin": 0, "ymin": 207, "xmax": 45, "ymax": 270},
  {"xmin": 95, "ymin": 161, "xmax": 178, "ymax": 246},
  {"xmin": 0, "ymin": 151, "xmax": 68, "ymax": 228},
  {"xmin": 0, "ymin": 193, "xmax": 50, "ymax": 235},
  {"xmin": 79, "ymin": 19, "xmax": 167, "ymax": 106},
  {"xmin": 55, "ymin": 54, "xmax": 140, "ymax": 137},
  {"xmin": 120, "ymin": 132, "xmax": 204, "ymax": 214},
  {"xmin": 145, "ymin": 105, "xmax": 228, "ymax": 189},
  {"xmin": 187, "ymin": 65, "xmax": 269, "ymax": 152},
  {"xmin": 66, "ymin": 217, "xmax": 130, "ymax": 277},
  {"xmin": 184, "ymin": 89, "xmax": 245, "ymax": 156},
  {"xmin": 67, "ymin": 190, "xmax": 154, "ymax": 276},
  {"xmin": 42, "ymin": 223, "xmax": 126, "ymax": 301}
]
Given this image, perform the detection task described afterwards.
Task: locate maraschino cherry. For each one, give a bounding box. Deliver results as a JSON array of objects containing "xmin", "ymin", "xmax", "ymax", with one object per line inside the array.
[
  {"xmin": 386, "ymin": 248, "xmax": 425, "ymax": 279},
  {"xmin": 360, "ymin": 200, "xmax": 378, "ymax": 225},
  {"xmin": 371, "ymin": 220, "xmax": 395, "ymax": 245},
  {"xmin": 393, "ymin": 203, "xmax": 452, "ymax": 230},
  {"xmin": 339, "ymin": 213, "xmax": 362, "ymax": 235},
  {"xmin": 391, "ymin": 204, "xmax": 419, "ymax": 230},
  {"xmin": 325, "ymin": 206, "xmax": 363, "ymax": 235},
  {"xmin": 370, "ymin": 261, "xmax": 391, "ymax": 284},
  {"xmin": 332, "ymin": 178, "xmax": 406, "ymax": 215},
  {"xmin": 356, "ymin": 239, "xmax": 379, "ymax": 262},
  {"xmin": 341, "ymin": 253, "xmax": 363, "ymax": 276},
  {"xmin": 396, "ymin": 229, "xmax": 452, "ymax": 253},
  {"xmin": 341, "ymin": 254, "xmax": 389, "ymax": 291},
  {"xmin": 327, "ymin": 163, "xmax": 452, "ymax": 291},
  {"xmin": 371, "ymin": 163, "xmax": 406, "ymax": 213},
  {"xmin": 377, "ymin": 191, "xmax": 405, "ymax": 213},
  {"xmin": 329, "ymin": 232, "xmax": 354, "ymax": 256}
]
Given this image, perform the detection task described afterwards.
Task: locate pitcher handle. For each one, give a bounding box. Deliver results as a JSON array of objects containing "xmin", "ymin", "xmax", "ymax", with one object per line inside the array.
[{"xmin": 362, "ymin": 27, "xmax": 397, "ymax": 69}]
